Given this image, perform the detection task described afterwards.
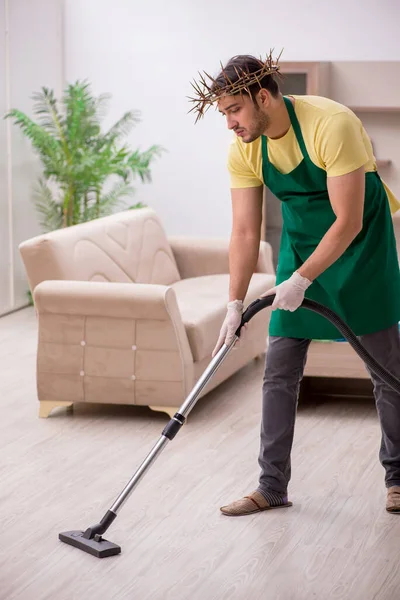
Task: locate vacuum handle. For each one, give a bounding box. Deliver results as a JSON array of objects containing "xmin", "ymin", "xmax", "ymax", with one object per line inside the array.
[{"xmin": 235, "ymin": 295, "xmax": 274, "ymax": 336}]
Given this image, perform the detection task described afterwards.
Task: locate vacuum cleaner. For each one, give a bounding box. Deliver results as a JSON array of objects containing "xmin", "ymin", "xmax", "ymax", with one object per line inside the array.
[{"xmin": 59, "ymin": 294, "xmax": 400, "ymax": 558}]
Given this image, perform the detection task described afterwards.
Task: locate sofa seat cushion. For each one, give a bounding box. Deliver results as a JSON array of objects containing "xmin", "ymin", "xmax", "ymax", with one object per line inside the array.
[{"xmin": 171, "ymin": 273, "xmax": 275, "ymax": 362}]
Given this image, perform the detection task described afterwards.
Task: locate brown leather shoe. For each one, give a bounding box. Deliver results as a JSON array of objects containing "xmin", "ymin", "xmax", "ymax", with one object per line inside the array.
[
  {"xmin": 220, "ymin": 490, "xmax": 292, "ymax": 516},
  {"xmin": 386, "ymin": 486, "xmax": 400, "ymax": 512}
]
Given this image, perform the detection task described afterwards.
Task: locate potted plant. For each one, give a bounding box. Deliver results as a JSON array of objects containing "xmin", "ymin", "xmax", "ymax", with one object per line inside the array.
[{"xmin": 5, "ymin": 80, "xmax": 164, "ymax": 232}]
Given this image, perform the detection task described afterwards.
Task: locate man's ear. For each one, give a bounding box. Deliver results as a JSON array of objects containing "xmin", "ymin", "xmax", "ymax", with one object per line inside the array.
[{"xmin": 256, "ymin": 88, "xmax": 270, "ymax": 109}]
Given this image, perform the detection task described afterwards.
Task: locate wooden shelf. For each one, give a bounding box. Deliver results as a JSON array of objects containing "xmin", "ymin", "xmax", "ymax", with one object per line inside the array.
[{"xmin": 349, "ymin": 106, "xmax": 400, "ymax": 113}]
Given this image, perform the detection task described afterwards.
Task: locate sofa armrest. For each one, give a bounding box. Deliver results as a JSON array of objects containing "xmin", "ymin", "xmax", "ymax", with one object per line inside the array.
[
  {"xmin": 34, "ymin": 280, "xmax": 180, "ymax": 319},
  {"xmin": 34, "ymin": 279, "xmax": 193, "ymax": 366},
  {"xmin": 168, "ymin": 237, "xmax": 275, "ymax": 279},
  {"xmin": 33, "ymin": 280, "xmax": 197, "ymax": 402}
]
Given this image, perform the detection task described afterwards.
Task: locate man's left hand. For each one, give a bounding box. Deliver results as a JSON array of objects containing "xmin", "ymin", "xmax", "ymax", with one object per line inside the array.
[{"xmin": 261, "ymin": 271, "xmax": 312, "ymax": 311}]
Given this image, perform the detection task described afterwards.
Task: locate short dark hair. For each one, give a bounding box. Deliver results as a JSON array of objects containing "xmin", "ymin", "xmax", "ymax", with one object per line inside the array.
[{"xmin": 211, "ymin": 55, "xmax": 280, "ymax": 101}]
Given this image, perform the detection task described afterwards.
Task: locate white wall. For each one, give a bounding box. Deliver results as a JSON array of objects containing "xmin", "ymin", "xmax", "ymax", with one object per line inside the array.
[
  {"xmin": 64, "ymin": 0, "xmax": 400, "ymax": 237},
  {"xmin": 0, "ymin": 0, "xmax": 63, "ymax": 315}
]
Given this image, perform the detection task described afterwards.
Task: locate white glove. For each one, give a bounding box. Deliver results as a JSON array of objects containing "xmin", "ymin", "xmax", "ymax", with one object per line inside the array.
[
  {"xmin": 262, "ymin": 271, "xmax": 312, "ymax": 311},
  {"xmin": 212, "ymin": 299, "xmax": 247, "ymax": 357}
]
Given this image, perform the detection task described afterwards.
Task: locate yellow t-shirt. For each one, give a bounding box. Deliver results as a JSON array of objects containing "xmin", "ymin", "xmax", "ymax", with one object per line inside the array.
[{"xmin": 228, "ymin": 94, "xmax": 400, "ymax": 214}]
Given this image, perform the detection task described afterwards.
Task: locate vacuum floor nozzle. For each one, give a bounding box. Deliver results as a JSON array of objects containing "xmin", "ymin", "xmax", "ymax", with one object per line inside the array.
[{"xmin": 59, "ymin": 530, "xmax": 121, "ymax": 558}]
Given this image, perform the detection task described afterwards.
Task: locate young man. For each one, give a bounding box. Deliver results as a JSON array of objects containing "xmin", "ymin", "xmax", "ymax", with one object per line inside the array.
[{"xmin": 189, "ymin": 54, "xmax": 400, "ymax": 515}]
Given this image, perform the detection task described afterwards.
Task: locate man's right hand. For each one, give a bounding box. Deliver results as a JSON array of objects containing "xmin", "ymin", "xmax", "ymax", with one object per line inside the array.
[{"xmin": 212, "ymin": 300, "xmax": 246, "ymax": 357}]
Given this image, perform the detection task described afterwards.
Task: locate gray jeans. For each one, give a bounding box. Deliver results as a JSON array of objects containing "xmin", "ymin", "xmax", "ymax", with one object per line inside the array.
[{"xmin": 257, "ymin": 324, "xmax": 400, "ymax": 497}]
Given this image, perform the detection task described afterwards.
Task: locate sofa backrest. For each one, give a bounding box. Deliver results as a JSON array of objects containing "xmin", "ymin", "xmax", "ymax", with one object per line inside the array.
[{"xmin": 19, "ymin": 207, "xmax": 181, "ymax": 291}]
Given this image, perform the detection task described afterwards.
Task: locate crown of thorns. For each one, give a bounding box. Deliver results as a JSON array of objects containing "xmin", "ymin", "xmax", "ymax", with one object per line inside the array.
[{"xmin": 188, "ymin": 49, "xmax": 283, "ymax": 123}]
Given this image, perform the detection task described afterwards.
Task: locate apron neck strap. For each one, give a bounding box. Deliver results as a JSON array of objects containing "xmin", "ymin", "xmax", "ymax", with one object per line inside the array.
[{"xmin": 282, "ymin": 96, "xmax": 310, "ymax": 160}]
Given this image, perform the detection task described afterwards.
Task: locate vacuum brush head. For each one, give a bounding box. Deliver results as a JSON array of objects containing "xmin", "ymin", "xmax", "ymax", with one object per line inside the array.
[{"xmin": 59, "ymin": 530, "xmax": 121, "ymax": 558}]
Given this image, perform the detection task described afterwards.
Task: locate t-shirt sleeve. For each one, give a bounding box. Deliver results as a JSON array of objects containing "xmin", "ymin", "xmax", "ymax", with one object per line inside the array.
[
  {"xmin": 227, "ymin": 140, "xmax": 263, "ymax": 188},
  {"xmin": 316, "ymin": 111, "xmax": 370, "ymax": 177}
]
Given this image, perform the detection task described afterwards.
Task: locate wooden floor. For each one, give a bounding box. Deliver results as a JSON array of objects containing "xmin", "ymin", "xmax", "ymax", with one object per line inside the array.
[{"xmin": 1, "ymin": 307, "xmax": 400, "ymax": 600}]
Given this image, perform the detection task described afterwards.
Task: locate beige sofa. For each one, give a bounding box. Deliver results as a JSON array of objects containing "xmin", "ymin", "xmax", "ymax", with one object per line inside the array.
[{"xmin": 19, "ymin": 207, "xmax": 276, "ymax": 418}]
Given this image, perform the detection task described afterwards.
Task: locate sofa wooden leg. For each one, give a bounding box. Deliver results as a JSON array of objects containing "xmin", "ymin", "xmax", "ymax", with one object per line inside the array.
[
  {"xmin": 149, "ymin": 405, "xmax": 180, "ymax": 419},
  {"xmin": 39, "ymin": 401, "xmax": 74, "ymax": 418}
]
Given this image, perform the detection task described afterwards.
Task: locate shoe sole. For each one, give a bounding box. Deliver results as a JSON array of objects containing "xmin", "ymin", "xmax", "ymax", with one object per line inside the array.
[{"xmin": 220, "ymin": 501, "xmax": 293, "ymax": 516}]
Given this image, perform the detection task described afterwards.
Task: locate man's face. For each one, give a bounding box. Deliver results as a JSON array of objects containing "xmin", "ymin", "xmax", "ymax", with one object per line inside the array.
[{"xmin": 217, "ymin": 92, "xmax": 270, "ymax": 143}]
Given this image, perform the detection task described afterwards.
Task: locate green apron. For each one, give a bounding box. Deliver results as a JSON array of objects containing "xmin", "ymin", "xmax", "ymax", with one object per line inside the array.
[{"xmin": 263, "ymin": 96, "xmax": 400, "ymax": 340}]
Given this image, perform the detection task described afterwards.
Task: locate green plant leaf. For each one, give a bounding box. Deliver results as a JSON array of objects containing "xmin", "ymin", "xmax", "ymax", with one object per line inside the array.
[
  {"xmin": 84, "ymin": 181, "xmax": 134, "ymax": 221},
  {"xmin": 127, "ymin": 145, "xmax": 165, "ymax": 182},
  {"xmin": 103, "ymin": 110, "xmax": 141, "ymax": 144},
  {"xmin": 128, "ymin": 201, "xmax": 147, "ymax": 209},
  {"xmin": 4, "ymin": 109, "xmax": 61, "ymax": 159},
  {"xmin": 31, "ymin": 87, "xmax": 66, "ymax": 137},
  {"xmin": 33, "ymin": 178, "xmax": 64, "ymax": 232}
]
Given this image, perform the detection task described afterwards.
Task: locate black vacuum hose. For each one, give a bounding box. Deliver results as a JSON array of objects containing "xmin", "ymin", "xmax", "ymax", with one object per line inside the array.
[{"xmin": 236, "ymin": 295, "xmax": 400, "ymax": 395}]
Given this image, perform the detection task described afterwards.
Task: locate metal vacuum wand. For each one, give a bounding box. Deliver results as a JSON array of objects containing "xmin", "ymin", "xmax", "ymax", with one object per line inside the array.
[
  {"xmin": 110, "ymin": 338, "xmax": 235, "ymax": 514},
  {"xmin": 58, "ymin": 336, "xmax": 238, "ymax": 558}
]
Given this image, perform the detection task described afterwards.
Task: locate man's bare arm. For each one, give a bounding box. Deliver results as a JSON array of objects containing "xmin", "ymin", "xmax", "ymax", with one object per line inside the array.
[
  {"xmin": 228, "ymin": 186, "xmax": 264, "ymax": 301},
  {"xmin": 297, "ymin": 166, "xmax": 365, "ymax": 282}
]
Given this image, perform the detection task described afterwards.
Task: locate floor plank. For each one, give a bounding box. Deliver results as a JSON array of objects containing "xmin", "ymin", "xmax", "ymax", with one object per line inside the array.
[{"xmin": 1, "ymin": 307, "xmax": 399, "ymax": 600}]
